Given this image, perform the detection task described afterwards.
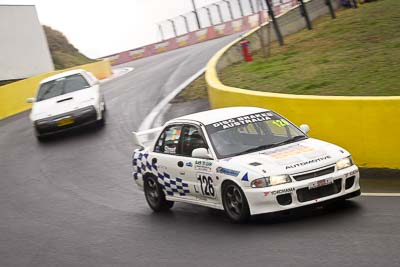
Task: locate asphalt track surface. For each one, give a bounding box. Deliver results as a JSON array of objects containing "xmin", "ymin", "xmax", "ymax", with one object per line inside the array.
[{"xmin": 1, "ymin": 35, "xmax": 400, "ymax": 267}]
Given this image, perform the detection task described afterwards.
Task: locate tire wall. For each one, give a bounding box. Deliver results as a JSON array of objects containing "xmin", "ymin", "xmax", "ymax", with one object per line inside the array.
[
  {"xmin": 206, "ymin": 0, "xmax": 400, "ymax": 169},
  {"xmin": 0, "ymin": 60, "xmax": 112, "ymax": 120}
]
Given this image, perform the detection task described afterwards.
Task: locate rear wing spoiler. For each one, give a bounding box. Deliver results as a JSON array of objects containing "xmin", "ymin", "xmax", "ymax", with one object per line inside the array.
[{"xmin": 132, "ymin": 127, "xmax": 163, "ymax": 149}]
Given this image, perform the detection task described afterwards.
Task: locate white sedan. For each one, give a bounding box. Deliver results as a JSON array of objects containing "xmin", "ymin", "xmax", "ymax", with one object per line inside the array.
[
  {"xmin": 132, "ymin": 107, "xmax": 360, "ymax": 223},
  {"xmin": 27, "ymin": 69, "xmax": 106, "ymax": 141}
]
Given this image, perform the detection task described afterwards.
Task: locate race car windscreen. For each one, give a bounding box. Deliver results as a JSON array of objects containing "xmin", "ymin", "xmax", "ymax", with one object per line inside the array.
[
  {"xmin": 205, "ymin": 111, "xmax": 307, "ymax": 159},
  {"xmin": 36, "ymin": 74, "xmax": 90, "ymax": 102}
]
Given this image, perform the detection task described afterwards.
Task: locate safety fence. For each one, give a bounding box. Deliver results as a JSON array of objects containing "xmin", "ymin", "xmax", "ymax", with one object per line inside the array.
[
  {"xmin": 100, "ymin": 0, "xmax": 299, "ymax": 65},
  {"xmin": 206, "ymin": 0, "xmax": 400, "ymax": 169},
  {"xmin": 0, "ymin": 60, "xmax": 112, "ymax": 120}
]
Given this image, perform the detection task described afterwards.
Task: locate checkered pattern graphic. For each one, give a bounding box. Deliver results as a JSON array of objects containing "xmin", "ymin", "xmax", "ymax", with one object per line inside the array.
[{"xmin": 132, "ymin": 150, "xmax": 190, "ymax": 196}]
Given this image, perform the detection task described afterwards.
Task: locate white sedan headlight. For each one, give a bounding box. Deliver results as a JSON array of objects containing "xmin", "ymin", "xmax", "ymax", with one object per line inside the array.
[
  {"xmin": 251, "ymin": 175, "xmax": 291, "ymax": 188},
  {"xmin": 336, "ymin": 156, "xmax": 353, "ymax": 170}
]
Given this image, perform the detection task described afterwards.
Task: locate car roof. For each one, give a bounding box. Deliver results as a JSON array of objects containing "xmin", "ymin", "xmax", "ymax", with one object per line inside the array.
[
  {"xmin": 168, "ymin": 106, "xmax": 270, "ymax": 125},
  {"xmin": 40, "ymin": 69, "xmax": 87, "ymax": 84}
]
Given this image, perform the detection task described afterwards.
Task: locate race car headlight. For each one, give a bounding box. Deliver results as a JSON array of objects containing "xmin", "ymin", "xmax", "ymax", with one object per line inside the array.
[
  {"xmin": 251, "ymin": 175, "xmax": 291, "ymax": 188},
  {"xmin": 336, "ymin": 156, "xmax": 353, "ymax": 170}
]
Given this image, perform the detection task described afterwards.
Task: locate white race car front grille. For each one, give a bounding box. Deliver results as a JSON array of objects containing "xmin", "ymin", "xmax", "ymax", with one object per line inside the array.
[{"xmin": 292, "ymin": 166, "xmax": 335, "ymax": 181}]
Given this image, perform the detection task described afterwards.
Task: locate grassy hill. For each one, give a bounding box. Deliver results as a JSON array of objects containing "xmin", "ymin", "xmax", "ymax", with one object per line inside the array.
[
  {"xmin": 43, "ymin": 25, "xmax": 95, "ymax": 70},
  {"xmin": 219, "ymin": 0, "xmax": 400, "ymax": 96}
]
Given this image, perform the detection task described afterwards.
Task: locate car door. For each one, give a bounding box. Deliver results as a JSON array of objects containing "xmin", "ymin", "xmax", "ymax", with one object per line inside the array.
[
  {"xmin": 179, "ymin": 124, "xmax": 219, "ymax": 204},
  {"xmin": 152, "ymin": 124, "xmax": 196, "ymax": 200}
]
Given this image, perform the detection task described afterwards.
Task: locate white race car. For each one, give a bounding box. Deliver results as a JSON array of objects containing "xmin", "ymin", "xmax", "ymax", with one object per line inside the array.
[
  {"xmin": 27, "ymin": 69, "xmax": 106, "ymax": 141},
  {"xmin": 132, "ymin": 107, "xmax": 360, "ymax": 222}
]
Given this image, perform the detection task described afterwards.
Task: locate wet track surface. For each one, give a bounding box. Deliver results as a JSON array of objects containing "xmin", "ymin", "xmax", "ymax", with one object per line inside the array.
[{"xmin": 1, "ymin": 35, "xmax": 400, "ymax": 267}]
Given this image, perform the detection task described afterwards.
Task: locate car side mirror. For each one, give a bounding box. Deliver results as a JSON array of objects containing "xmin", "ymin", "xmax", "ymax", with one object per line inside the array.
[
  {"xmin": 299, "ymin": 124, "xmax": 310, "ymax": 134},
  {"xmin": 192, "ymin": 148, "xmax": 213, "ymax": 159},
  {"xmin": 26, "ymin": 97, "xmax": 36, "ymax": 103}
]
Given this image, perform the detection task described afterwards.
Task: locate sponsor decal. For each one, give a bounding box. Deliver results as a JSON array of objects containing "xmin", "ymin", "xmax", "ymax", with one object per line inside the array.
[
  {"xmin": 106, "ymin": 55, "xmax": 119, "ymax": 65},
  {"xmin": 232, "ymin": 19, "xmax": 243, "ymax": 32},
  {"xmin": 196, "ymin": 29, "xmax": 207, "ymax": 41},
  {"xmin": 262, "ymin": 144, "xmax": 315, "ymax": 159},
  {"xmin": 271, "ymin": 119, "xmax": 289, "ymax": 128},
  {"xmin": 264, "ymin": 188, "xmax": 295, "ymax": 197},
  {"xmin": 197, "ymin": 173, "xmax": 215, "ymax": 198},
  {"xmin": 345, "ymin": 170, "xmax": 358, "ymax": 178},
  {"xmin": 155, "ymin": 41, "xmax": 169, "ymax": 53},
  {"xmin": 242, "ymin": 172, "xmax": 249, "ymax": 182},
  {"xmin": 185, "ymin": 162, "xmax": 193, "ymax": 167},
  {"xmin": 216, "ymin": 167, "xmax": 240, "ymax": 177},
  {"xmin": 285, "ymin": 156, "xmax": 332, "ymax": 170},
  {"xmin": 169, "ymin": 128, "xmax": 181, "ymax": 140},
  {"xmin": 214, "ymin": 24, "xmax": 226, "ymax": 35},
  {"xmin": 248, "ymin": 14, "xmax": 259, "ymax": 28},
  {"xmin": 177, "ymin": 35, "xmax": 188, "ymax": 47},
  {"xmin": 211, "ymin": 112, "xmax": 272, "ymax": 131},
  {"xmin": 129, "ymin": 48, "xmax": 145, "ymax": 59},
  {"xmin": 271, "ymin": 188, "xmax": 295, "ymax": 195},
  {"xmin": 195, "ymin": 160, "xmax": 212, "ymax": 171}
]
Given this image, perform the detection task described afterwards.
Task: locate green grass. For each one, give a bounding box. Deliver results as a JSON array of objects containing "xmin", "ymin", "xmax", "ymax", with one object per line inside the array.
[
  {"xmin": 172, "ymin": 74, "xmax": 208, "ymax": 103},
  {"xmin": 220, "ymin": 0, "xmax": 400, "ymax": 96},
  {"xmin": 176, "ymin": 0, "xmax": 400, "ymax": 101}
]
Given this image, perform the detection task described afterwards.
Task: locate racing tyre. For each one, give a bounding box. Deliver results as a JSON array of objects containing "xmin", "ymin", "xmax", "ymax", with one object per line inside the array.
[
  {"xmin": 222, "ymin": 182, "xmax": 250, "ymax": 223},
  {"xmin": 144, "ymin": 175, "xmax": 174, "ymax": 212},
  {"xmin": 97, "ymin": 100, "xmax": 106, "ymax": 127},
  {"xmin": 36, "ymin": 135, "xmax": 46, "ymax": 142},
  {"xmin": 34, "ymin": 127, "xmax": 46, "ymax": 142},
  {"xmin": 98, "ymin": 110, "xmax": 105, "ymax": 127}
]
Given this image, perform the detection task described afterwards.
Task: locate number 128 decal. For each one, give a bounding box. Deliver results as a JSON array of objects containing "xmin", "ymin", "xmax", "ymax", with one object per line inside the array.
[{"xmin": 197, "ymin": 174, "xmax": 215, "ymax": 197}]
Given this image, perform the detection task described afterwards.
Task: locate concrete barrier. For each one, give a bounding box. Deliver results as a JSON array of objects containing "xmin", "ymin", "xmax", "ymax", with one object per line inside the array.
[
  {"xmin": 206, "ymin": 0, "xmax": 400, "ymax": 169},
  {"xmin": 100, "ymin": 0, "xmax": 301, "ymax": 65},
  {"xmin": 0, "ymin": 60, "xmax": 112, "ymax": 120}
]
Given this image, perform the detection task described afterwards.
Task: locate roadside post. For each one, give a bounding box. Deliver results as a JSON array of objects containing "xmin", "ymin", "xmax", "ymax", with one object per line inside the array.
[
  {"xmin": 299, "ymin": 0, "xmax": 312, "ymax": 30},
  {"xmin": 264, "ymin": 0, "xmax": 284, "ymax": 46},
  {"xmin": 325, "ymin": 0, "xmax": 336, "ymax": 19}
]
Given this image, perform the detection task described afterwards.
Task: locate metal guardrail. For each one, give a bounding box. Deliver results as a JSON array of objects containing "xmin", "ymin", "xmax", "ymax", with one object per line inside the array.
[{"xmin": 157, "ymin": 0, "xmax": 269, "ymax": 41}]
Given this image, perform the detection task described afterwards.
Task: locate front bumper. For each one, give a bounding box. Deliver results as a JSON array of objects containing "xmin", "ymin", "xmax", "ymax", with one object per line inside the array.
[
  {"xmin": 244, "ymin": 165, "xmax": 361, "ymax": 215},
  {"xmin": 34, "ymin": 106, "xmax": 99, "ymax": 136}
]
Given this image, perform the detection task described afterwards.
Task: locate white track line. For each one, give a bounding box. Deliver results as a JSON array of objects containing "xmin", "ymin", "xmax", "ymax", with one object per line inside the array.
[
  {"xmin": 100, "ymin": 67, "xmax": 134, "ymax": 84},
  {"xmin": 362, "ymin": 193, "xmax": 400, "ymax": 197},
  {"xmin": 138, "ymin": 67, "xmax": 206, "ymax": 131}
]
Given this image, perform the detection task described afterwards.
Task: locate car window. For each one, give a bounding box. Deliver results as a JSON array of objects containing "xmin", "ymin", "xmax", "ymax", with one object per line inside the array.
[
  {"xmin": 63, "ymin": 74, "xmax": 90, "ymax": 93},
  {"xmin": 181, "ymin": 125, "xmax": 207, "ymax": 157},
  {"xmin": 238, "ymin": 123, "xmax": 259, "ymax": 134},
  {"xmin": 266, "ymin": 119, "xmax": 298, "ymax": 137},
  {"xmin": 155, "ymin": 125, "xmax": 183, "ymax": 155},
  {"xmin": 36, "ymin": 74, "xmax": 90, "ymax": 101},
  {"xmin": 205, "ymin": 111, "xmax": 307, "ymax": 158}
]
